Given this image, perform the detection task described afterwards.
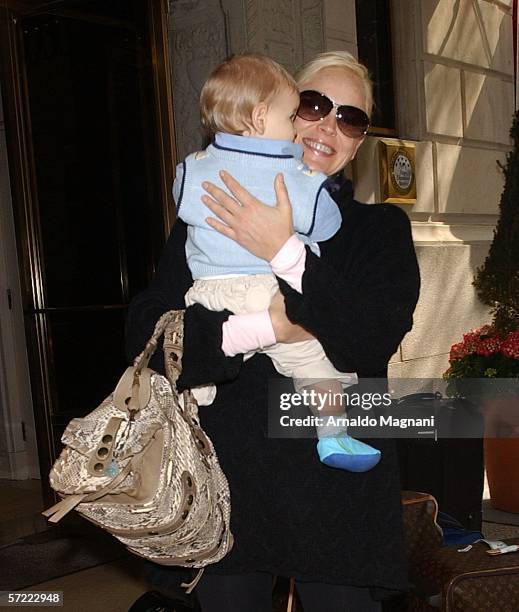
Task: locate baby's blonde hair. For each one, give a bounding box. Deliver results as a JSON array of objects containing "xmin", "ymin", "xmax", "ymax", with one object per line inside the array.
[
  {"xmin": 296, "ymin": 51, "xmax": 373, "ymax": 117},
  {"xmin": 200, "ymin": 53, "xmax": 298, "ymax": 136}
]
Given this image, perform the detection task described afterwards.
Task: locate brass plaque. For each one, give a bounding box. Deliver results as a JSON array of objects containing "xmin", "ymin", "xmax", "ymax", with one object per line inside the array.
[{"xmin": 378, "ymin": 139, "xmax": 417, "ymax": 204}]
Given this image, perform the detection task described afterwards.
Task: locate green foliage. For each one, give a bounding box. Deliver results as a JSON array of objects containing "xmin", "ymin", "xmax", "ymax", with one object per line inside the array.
[{"xmin": 473, "ymin": 111, "xmax": 519, "ymax": 334}]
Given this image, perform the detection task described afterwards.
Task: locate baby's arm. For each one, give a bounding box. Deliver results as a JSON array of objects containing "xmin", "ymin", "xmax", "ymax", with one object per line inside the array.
[{"xmin": 222, "ymin": 311, "xmax": 276, "ymax": 356}]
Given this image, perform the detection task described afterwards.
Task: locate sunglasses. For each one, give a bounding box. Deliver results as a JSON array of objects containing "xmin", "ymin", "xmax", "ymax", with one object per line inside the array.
[{"xmin": 297, "ymin": 90, "xmax": 370, "ymax": 139}]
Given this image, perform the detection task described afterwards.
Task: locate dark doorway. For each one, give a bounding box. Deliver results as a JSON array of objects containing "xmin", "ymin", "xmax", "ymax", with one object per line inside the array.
[
  {"xmin": 355, "ymin": 0, "xmax": 396, "ymax": 134},
  {"xmin": 1, "ymin": 0, "xmax": 175, "ymax": 502}
]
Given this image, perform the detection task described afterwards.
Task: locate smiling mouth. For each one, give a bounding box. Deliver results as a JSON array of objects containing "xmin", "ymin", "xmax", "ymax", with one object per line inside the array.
[{"xmin": 303, "ymin": 139, "xmax": 335, "ymax": 155}]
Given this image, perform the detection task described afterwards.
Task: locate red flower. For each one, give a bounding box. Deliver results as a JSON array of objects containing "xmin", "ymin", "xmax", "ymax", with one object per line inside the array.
[
  {"xmin": 475, "ymin": 335, "xmax": 502, "ymax": 357},
  {"xmin": 451, "ymin": 325, "xmax": 502, "ymax": 360},
  {"xmin": 501, "ymin": 331, "xmax": 519, "ymax": 359},
  {"xmin": 450, "ymin": 341, "xmax": 468, "ymax": 361}
]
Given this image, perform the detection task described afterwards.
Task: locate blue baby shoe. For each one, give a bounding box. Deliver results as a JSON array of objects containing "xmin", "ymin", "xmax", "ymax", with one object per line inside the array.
[{"xmin": 317, "ymin": 435, "xmax": 381, "ymax": 472}]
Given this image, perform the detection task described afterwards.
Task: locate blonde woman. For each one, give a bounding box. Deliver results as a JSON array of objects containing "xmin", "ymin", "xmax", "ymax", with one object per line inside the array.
[{"xmin": 127, "ymin": 51, "xmax": 420, "ymax": 612}]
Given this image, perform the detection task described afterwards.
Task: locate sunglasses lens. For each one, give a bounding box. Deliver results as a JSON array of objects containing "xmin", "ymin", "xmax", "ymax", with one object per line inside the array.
[
  {"xmin": 298, "ymin": 90, "xmax": 369, "ymax": 138},
  {"xmin": 337, "ymin": 106, "xmax": 369, "ymax": 138},
  {"xmin": 297, "ymin": 90, "xmax": 333, "ymax": 122}
]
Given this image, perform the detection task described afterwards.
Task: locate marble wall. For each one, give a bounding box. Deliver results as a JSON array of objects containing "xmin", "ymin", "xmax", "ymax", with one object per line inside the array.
[{"xmin": 358, "ymin": 0, "xmax": 513, "ymax": 376}]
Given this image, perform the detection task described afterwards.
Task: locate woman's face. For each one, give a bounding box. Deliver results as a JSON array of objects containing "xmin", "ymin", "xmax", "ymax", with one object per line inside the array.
[{"xmin": 294, "ymin": 68, "xmax": 368, "ymax": 176}]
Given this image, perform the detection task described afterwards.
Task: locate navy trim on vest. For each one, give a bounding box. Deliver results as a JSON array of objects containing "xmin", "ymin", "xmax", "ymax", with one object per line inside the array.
[
  {"xmin": 176, "ymin": 160, "xmax": 187, "ymax": 213},
  {"xmin": 213, "ymin": 141, "xmax": 294, "ymax": 159},
  {"xmin": 303, "ymin": 179, "xmax": 327, "ymax": 236}
]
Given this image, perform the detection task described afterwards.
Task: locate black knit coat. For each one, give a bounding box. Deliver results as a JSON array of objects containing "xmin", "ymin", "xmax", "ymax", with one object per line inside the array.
[{"xmin": 125, "ymin": 179, "xmax": 421, "ymax": 599}]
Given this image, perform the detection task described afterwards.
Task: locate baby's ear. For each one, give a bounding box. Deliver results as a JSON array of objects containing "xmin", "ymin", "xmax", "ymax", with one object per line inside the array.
[{"xmin": 250, "ymin": 102, "xmax": 268, "ymax": 135}]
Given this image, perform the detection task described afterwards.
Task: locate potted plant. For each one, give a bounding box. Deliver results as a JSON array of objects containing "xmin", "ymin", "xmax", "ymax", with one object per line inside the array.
[
  {"xmin": 445, "ymin": 326, "xmax": 519, "ymax": 380},
  {"xmin": 444, "ymin": 110, "xmax": 519, "ymax": 513}
]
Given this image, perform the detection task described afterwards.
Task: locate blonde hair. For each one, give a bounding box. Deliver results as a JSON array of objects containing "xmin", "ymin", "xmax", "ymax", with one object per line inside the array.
[
  {"xmin": 296, "ymin": 51, "xmax": 373, "ymax": 117},
  {"xmin": 200, "ymin": 53, "xmax": 298, "ymax": 136}
]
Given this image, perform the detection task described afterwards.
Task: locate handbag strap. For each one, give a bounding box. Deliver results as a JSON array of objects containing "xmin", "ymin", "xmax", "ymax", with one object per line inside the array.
[
  {"xmin": 123, "ymin": 310, "xmax": 184, "ymax": 417},
  {"xmin": 133, "ymin": 310, "xmax": 184, "ymax": 376},
  {"xmin": 162, "ymin": 310, "xmax": 185, "ymax": 387}
]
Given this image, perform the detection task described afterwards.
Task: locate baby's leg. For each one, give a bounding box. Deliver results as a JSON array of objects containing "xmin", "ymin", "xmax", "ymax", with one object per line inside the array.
[
  {"xmin": 265, "ymin": 339, "xmax": 381, "ymax": 472},
  {"xmin": 307, "ymin": 378, "xmax": 348, "ymax": 433},
  {"xmin": 304, "ymin": 379, "xmax": 381, "ymax": 472},
  {"xmin": 184, "ymin": 275, "xmax": 277, "ymax": 405}
]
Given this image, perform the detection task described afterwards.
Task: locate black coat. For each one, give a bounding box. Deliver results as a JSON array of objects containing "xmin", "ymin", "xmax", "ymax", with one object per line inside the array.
[{"xmin": 125, "ymin": 179, "xmax": 421, "ymax": 598}]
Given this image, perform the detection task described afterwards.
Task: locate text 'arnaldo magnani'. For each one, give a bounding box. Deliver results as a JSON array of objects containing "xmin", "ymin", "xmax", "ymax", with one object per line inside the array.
[{"xmin": 267, "ymin": 378, "xmax": 519, "ymax": 439}]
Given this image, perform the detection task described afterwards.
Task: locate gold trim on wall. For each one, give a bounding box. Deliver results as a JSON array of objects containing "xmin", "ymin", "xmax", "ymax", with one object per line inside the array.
[{"xmin": 147, "ymin": 0, "xmax": 177, "ymax": 236}]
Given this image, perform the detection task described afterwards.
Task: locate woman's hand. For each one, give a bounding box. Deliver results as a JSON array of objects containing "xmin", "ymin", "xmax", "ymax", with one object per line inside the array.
[
  {"xmin": 202, "ymin": 171, "xmax": 294, "ymax": 261},
  {"xmin": 268, "ymin": 291, "xmax": 314, "ymax": 343}
]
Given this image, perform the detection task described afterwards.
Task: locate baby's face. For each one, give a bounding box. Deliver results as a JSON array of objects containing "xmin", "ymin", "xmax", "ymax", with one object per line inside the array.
[{"xmin": 262, "ymin": 87, "xmax": 300, "ymax": 141}]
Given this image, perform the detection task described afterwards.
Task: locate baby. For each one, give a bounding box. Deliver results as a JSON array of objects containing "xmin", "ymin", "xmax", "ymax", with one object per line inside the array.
[{"xmin": 174, "ymin": 53, "xmax": 380, "ymax": 473}]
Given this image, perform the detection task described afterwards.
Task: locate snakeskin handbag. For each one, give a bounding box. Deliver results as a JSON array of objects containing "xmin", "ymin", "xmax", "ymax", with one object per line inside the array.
[{"xmin": 43, "ymin": 310, "xmax": 233, "ymax": 590}]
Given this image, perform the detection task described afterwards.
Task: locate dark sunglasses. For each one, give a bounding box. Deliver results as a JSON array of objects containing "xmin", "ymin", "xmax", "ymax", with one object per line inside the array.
[{"xmin": 297, "ymin": 90, "xmax": 370, "ymax": 138}]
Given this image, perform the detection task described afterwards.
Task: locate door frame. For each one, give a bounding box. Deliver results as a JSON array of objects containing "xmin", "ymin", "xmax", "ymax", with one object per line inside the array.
[{"xmin": 0, "ymin": 0, "xmax": 176, "ymax": 490}]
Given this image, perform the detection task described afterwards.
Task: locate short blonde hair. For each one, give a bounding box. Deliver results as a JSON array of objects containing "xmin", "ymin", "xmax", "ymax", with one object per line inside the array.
[
  {"xmin": 200, "ymin": 53, "xmax": 298, "ymax": 136},
  {"xmin": 296, "ymin": 51, "xmax": 373, "ymax": 117}
]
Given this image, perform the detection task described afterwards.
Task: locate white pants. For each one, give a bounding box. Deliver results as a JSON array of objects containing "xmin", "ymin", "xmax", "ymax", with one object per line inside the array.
[{"xmin": 185, "ymin": 274, "xmax": 357, "ymax": 405}]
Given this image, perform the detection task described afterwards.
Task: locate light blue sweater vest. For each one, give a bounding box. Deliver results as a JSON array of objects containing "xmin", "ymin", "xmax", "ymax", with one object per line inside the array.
[{"xmin": 174, "ymin": 134, "xmax": 342, "ymax": 279}]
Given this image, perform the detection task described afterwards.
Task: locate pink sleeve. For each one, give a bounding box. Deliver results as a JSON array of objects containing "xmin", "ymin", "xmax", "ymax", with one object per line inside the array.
[
  {"xmin": 221, "ymin": 235, "xmax": 307, "ymax": 356},
  {"xmin": 269, "ymin": 234, "xmax": 306, "ymax": 294},
  {"xmin": 222, "ymin": 310, "xmax": 276, "ymax": 357}
]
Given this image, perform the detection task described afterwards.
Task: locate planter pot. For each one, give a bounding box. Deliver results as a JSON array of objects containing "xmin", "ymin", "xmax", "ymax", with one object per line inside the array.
[{"xmin": 484, "ymin": 437, "xmax": 519, "ymax": 513}]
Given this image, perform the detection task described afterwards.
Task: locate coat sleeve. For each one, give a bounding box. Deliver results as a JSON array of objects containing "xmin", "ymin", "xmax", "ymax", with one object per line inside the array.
[
  {"xmin": 125, "ymin": 219, "xmax": 242, "ymax": 384},
  {"xmin": 278, "ymin": 205, "xmax": 421, "ymax": 375}
]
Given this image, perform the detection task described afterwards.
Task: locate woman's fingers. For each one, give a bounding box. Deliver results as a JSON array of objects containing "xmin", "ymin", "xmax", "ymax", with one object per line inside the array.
[
  {"xmin": 202, "ymin": 180, "xmax": 241, "ymax": 213},
  {"xmin": 202, "ymin": 191, "xmax": 240, "ymax": 240},
  {"xmin": 201, "ymin": 171, "xmax": 294, "ymax": 261},
  {"xmin": 205, "ymin": 216, "xmax": 236, "ymax": 240},
  {"xmin": 202, "ymin": 194, "xmax": 236, "ymax": 226},
  {"xmin": 219, "ymin": 171, "xmax": 258, "ymax": 207},
  {"xmin": 274, "ymin": 173, "xmax": 294, "ymax": 229},
  {"xmin": 274, "ymin": 173, "xmax": 291, "ymax": 212}
]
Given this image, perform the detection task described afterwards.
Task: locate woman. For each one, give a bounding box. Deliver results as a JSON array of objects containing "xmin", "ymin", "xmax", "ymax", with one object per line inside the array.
[{"xmin": 126, "ymin": 51, "xmax": 420, "ymax": 611}]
